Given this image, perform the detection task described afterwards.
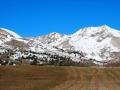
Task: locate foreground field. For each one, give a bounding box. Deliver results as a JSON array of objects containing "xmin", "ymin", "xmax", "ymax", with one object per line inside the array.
[{"xmin": 0, "ymin": 66, "xmax": 120, "ymax": 90}]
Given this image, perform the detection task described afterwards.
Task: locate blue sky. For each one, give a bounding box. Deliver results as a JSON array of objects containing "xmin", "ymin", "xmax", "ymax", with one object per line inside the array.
[{"xmin": 0, "ymin": 0, "xmax": 120, "ymax": 37}]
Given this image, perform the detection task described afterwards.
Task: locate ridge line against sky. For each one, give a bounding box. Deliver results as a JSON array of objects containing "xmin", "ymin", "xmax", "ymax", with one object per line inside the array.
[{"xmin": 0, "ymin": 0, "xmax": 120, "ymax": 37}]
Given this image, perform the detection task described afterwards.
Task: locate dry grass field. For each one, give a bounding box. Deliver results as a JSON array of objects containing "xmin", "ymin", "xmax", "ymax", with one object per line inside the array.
[{"xmin": 0, "ymin": 66, "xmax": 120, "ymax": 90}]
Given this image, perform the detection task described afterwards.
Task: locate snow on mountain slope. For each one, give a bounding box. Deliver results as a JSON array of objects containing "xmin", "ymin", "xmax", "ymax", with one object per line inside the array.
[
  {"xmin": 0, "ymin": 28, "xmax": 29, "ymax": 45},
  {"xmin": 28, "ymin": 32, "xmax": 65, "ymax": 52},
  {"xmin": 0, "ymin": 28, "xmax": 22, "ymax": 38},
  {"xmin": 1, "ymin": 25, "xmax": 120, "ymax": 65},
  {"xmin": 36, "ymin": 32, "xmax": 63, "ymax": 44},
  {"xmin": 69, "ymin": 25, "xmax": 120, "ymax": 61},
  {"xmin": 33, "ymin": 25, "xmax": 120, "ymax": 61},
  {"xmin": 0, "ymin": 29, "xmax": 14, "ymax": 44}
]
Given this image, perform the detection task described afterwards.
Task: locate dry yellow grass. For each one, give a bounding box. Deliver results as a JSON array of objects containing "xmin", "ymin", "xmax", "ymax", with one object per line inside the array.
[
  {"xmin": 53, "ymin": 67, "xmax": 120, "ymax": 90},
  {"xmin": 0, "ymin": 66, "xmax": 68, "ymax": 90},
  {"xmin": 0, "ymin": 66, "xmax": 120, "ymax": 90}
]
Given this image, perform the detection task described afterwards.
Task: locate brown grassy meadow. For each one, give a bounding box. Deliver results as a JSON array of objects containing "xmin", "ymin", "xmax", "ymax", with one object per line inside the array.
[{"xmin": 0, "ymin": 66, "xmax": 120, "ymax": 90}]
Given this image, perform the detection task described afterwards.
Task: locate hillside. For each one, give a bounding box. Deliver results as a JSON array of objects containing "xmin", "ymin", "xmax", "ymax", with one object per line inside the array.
[{"xmin": 0, "ymin": 25, "xmax": 120, "ymax": 66}]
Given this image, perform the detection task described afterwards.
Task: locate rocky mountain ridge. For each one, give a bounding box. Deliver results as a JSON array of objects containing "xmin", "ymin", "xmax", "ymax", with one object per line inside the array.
[{"xmin": 0, "ymin": 25, "xmax": 120, "ymax": 66}]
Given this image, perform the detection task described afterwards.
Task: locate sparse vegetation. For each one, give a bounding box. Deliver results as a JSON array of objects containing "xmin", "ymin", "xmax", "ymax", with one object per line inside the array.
[
  {"xmin": 0, "ymin": 66, "xmax": 120, "ymax": 90},
  {"xmin": 0, "ymin": 66, "xmax": 68, "ymax": 90}
]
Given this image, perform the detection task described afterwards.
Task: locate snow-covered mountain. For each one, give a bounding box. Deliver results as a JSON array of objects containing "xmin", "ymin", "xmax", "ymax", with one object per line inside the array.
[
  {"xmin": 0, "ymin": 28, "xmax": 22, "ymax": 38},
  {"xmin": 0, "ymin": 28, "xmax": 23, "ymax": 44},
  {"xmin": 30, "ymin": 25, "xmax": 120, "ymax": 60},
  {"xmin": 69, "ymin": 25, "xmax": 120, "ymax": 61},
  {"xmin": 0, "ymin": 25, "xmax": 120, "ymax": 66}
]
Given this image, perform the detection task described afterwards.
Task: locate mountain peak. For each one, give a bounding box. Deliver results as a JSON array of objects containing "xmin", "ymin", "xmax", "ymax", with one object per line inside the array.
[
  {"xmin": 49, "ymin": 32, "xmax": 61, "ymax": 35},
  {"xmin": 47, "ymin": 32, "xmax": 63, "ymax": 38},
  {"xmin": 73, "ymin": 25, "xmax": 119, "ymax": 37},
  {"xmin": 100, "ymin": 24, "xmax": 109, "ymax": 27},
  {"xmin": 99, "ymin": 25, "xmax": 112, "ymax": 30},
  {"xmin": 0, "ymin": 28, "xmax": 22, "ymax": 38}
]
